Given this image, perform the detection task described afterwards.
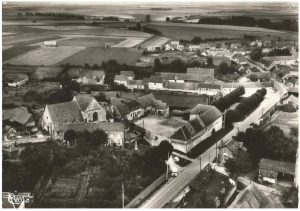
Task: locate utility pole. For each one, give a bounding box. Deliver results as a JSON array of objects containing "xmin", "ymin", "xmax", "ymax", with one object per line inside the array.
[
  {"xmin": 122, "ymin": 183, "xmax": 125, "ymax": 208},
  {"xmin": 166, "ymin": 151, "xmax": 169, "ymax": 180}
]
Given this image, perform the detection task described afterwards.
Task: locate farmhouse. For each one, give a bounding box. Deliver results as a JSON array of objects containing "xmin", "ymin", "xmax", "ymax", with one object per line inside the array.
[
  {"xmin": 40, "ymin": 94, "xmax": 106, "ymax": 135},
  {"xmin": 120, "ymin": 71, "xmax": 135, "ymax": 80},
  {"xmin": 114, "ymin": 75, "xmax": 129, "ymax": 86},
  {"xmin": 164, "ymin": 81, "xmax": 221, "ymax": 95},
  {"xmin": 155, "ymin": 72, "xmax": 218, "ymax": 83},
  {"xmin": 231, "ymin": 54, "xmax": 248, "ymax": 65},
  {"xmin": 62, "ymin": 122, "xmax": 125, "ymax": 146},
  {"xmin": 258, "ymin": 158, "xmax": 295, "ymax": 185},
  {"xmin": 148, "ymin": 76, "xmax": 164, "ymax": 90},
  {"xmin": 68, "ymin": 68, "xmax": 106, "ymax": 85},
  {"xmin": 3, "ymin": 107, "xmax": 36, "ymax": 136},
  {"xmin": 218, "ymin": 138, "xmax": 244, "ymax": 163},
  {"xmin": 263, "ymin": 53, "xmax": 298, "ymax": 66},
  {"xmin": 126, "ymin": 80, "xmax": 145, "ymax": 90},
  {"xmin": 5, "ymin": 74, "xmax": 29, "ymax": 87},
  {"xmin": 222, "ymin": 82, "xmax": 273, "ymax": 95},
  {"xmin": 170, "ymin": 105, "xmax": 223, "ymax": 154}
]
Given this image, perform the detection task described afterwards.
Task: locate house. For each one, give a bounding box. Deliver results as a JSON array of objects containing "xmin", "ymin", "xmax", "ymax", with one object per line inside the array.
[
  {"xmin": 62, "ymin": 122, "xmax": 125, "ymax": 146},
  {"xmin": 68, "ymin": 68, "xmax": 106, "ymax": 85},
  {"xmin": 5, "ymin": 74, "xmax": 29, "ymax": 87},
  {"xmin": 3, "ymin": 107, "xmax": 36, "ymax": 136},
  {"xmin": 126, "ymin": 80, "xmax": 145, "ymax": 90},
  {"xmin": 263, "ymin": 53, "xmax": 298, "ymax": 66},
  {"xmin": 187, "ymin": 67, "xmax": 215, "ymax": 77},
  {"xmin": 40, "ymin": 94, "xmax": 106, "ymax": 135},
  {"xmin": 120, "ymin": 71, "xmax": 135, "ymax": 80},
  {"xmin": 246, "ymin": 66, "xmax": 261, "ymax": 75},
  {"xmin": 148, "ymin": 76, "xmax": 164, "ymax": 90},
  {"xmin": 218, "ymin": 138, "xmax": 244, "ymax": 163},
  {"xmin": 258, "ymin": 158, "xmax": 295, "ymax": 185},
  {"xmin": 170, "ymin": 105, "xmax": 223, "ymax": 154},
  {"xmin": 73, "ymin": 95, "xmax": 107, "ymax": 122},
  {"xmin": 188, "ymin": 45, "xmax": 201, "ymax": 52},
  {"xmin": 79, "ymin": 84, "xmax": 110, "ymax": 94},
  {"xmin": 114, "ymin": 75, "xmax": 128, "ymax": 86}
]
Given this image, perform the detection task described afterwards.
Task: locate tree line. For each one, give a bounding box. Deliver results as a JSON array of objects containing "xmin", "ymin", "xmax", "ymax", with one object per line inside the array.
[
  {"xmin": 198, "ymin": 16, "xmax": 298, "ymax": 32},
  {"xmin": 225, "ymin": 88, "xmax": 267, "ymax": 126}
]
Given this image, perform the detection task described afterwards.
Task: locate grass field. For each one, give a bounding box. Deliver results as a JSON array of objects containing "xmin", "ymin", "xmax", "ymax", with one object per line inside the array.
[
  {"xmin": 150, "ymin": 22, "xmax": 298, "ymax": 40},
  {"xmin": 3, "ymin": 45, "xmax": 40, "ymax": 61},
  {"xmin": 57, "ymin": 36, "xmax": 125, "ymax": 47},
  {"xmin": 5, "ymin": 46, "xmax": 85, "ymax": 66},
  {"xmin": 59, "ymin": 47, "xmax": 143, "ymax": 66}
]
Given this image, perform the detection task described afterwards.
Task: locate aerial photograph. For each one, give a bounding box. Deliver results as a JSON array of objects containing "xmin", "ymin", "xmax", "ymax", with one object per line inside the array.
[{"xmin": 2, "ymin": 0, "xmax": 298, "ymax": 208}]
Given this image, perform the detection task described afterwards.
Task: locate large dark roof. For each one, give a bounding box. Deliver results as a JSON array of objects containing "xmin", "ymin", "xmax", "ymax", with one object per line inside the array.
[
  {"xmin": 259, "ymin": 158, "xmax": 295, "ymax": 176},
  {"xmin": 3, "ymin": 107, "xmax": 33, "ymax": 126},
  {"xmin": 47, "ymin": 101, "xmax": 83, "ymax": 131}
]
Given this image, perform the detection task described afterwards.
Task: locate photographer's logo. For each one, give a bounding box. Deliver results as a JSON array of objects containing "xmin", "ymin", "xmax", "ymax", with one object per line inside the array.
[{"xmin": 2, "ymin": 192, "xmax": 33, "ymax": 208}]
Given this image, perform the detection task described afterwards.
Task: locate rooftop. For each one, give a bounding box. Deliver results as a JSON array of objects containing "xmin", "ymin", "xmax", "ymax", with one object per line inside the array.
[
  {"xmin": 259, "ymin": 158, "xmax": 295, "ymax": 176},
  {"xmin": 62, "ymin": 122, "xmax": 125, "ymax": 133}
]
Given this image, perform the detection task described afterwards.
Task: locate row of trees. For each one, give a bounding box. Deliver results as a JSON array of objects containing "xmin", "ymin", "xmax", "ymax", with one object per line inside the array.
[
  {"xmin": 128, "ymin": 23, "xmax": 162, "ymax": 35},
  {"xmin": 179, "ymin": 36, "xmax": 232, "ymax": 45},
  {"xmin": 211, "ymin": 86, "xmax": 245, "ymax": 112},
  {"xmin": 225, "ymin": 88, "xmax": 267, "ymax": 126},
  {"xmin": 267, "ymin": 47, "xmax": 291, "ymax": 57},
  {"xmin": 19, "ymin": 12, "xmax": 85, "ymax": 20},
  {"xmin": 198, "ymin": 16, "xmax": 298, "ymax": 32}
]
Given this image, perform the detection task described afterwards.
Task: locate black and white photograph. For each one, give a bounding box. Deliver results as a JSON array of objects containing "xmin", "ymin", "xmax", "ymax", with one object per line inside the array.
[{"xmin": 2, "ymin": 0, "xmax": 299, "ymax": 208}]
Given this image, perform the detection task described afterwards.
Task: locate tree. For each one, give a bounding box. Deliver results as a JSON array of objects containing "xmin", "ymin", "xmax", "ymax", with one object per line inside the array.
[
  {"xmin": 136, "ymin": 22, "xmax": 142, "ymax": 31},
  {"xmin": 250, "ymin": 48, "xmax": 263, "ymax": 61},
  {"xmin": 145, "ymin": 14, "xmax": 151, "ymax": 23},
  {"xmin": 166, "ymin": 17, "xmax": 171, "ymax": 22},
  {"xmin": 249, "ymin": 73, "xmax": 259, "ymax": 82},
  {"xmin": 154, "ymin": 58, "xmax": 161, "ymax": 72},
  {"xmin": 191, "ymin": 36, "xmax": 202, "ymax": 44},
  {"xmin": 224, "ymin": 150, "xmax": 255, "ymax": 178},
  {"xmin": 91, "ymin": 129, "xmax": 108, "ymax": 147},
  {"xmin": 64, "ymin": 129, "xmax": 76, "ymax": 145},
  {"xmin": 169, "ymin": 59, "xmax": 186, "ymax": 73},
  {"xmin": 206, "ymin": 56, "xmax": 213, "ymax": 67}
]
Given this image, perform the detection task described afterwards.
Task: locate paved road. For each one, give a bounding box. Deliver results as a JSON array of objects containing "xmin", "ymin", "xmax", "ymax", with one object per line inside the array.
[{"xmin": 139, "ymin": 88, "xmax": 284, "ymax": 208}]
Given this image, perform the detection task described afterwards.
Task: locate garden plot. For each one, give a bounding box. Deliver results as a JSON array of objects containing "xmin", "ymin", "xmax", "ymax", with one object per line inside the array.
[
  {"xmin": 112, "ymin": 38, "xmax": 145, "ymax": 48},
  {"xmin": 5, "ymin": 46, "xmax": 85, "ymax": 66},
  {"xmin": 141, "ymin": 36, "xmax": 170, "ymax": 49}
]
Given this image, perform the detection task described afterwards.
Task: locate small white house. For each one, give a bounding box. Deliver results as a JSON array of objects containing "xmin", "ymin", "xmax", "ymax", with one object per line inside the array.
[
  {"xmin": 148, "ymin": 76, "xmax": 164, "ymax": 90},
  {"xmin": 43, "ymin": 40, "xmax": 57, "ymax": 47}
]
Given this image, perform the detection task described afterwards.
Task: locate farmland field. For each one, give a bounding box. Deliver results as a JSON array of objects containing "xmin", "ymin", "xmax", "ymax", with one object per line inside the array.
[
  {"xmin": 59, "ymin": 47, "xmax": 143, "ymax": 66},
  {"xmin": 5, "ymin": 46, "xmax": 85, "ymax": 66},
  {"xmin": 3, "ymin": 45, "xmax": 40, "ymax": 61},
  {"xmin": 2, "ymin": 33, "xmax": 63, "ymax": 45},
  {"xmin": 141, "ymin": 36, "xmax": 170, "ymax": 49},
  {"xmin": 57, "ymin": 36, "xmax": 125, "ymax": 47},
  {"xmin": 112, "ymin": 37, "xmax": 146, "ymax": 48},
  {"xmin": 150, "ymin": 22, "xmax": 298, "ymax": 40}
]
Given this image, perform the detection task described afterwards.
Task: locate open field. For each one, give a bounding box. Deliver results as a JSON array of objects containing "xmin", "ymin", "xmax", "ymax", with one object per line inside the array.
[
  {"xmin": 150, "ymin": 22, "xmax": 298, "ymax": 40},
  {"xmin": 141, "ymin": 36, "xmax": 170, "ymax": 49},
  {"xmin": 57, "ymin": 36, "xmax": 125, "ymax": 47},
  {"xmin": 3, "ymin": 65, "xmax": 37, "ymax": 74},
  {"xmin": 2, "ymin": 33, "xmax": 63, "ymax": 45},
  {"xmin": 59, "ymin": 47, "xmax": 143, "ymax": 66},
  {"xmin": 5, "ymin": 46, "xmax": 85, "ymax": 66},
  {"xmin": 112, "ymin": 38, "xmax": 146, "ymax": 48},
  {"xmin": 3, "ymin": 45, "xmax": 40, "ymax": 61}
]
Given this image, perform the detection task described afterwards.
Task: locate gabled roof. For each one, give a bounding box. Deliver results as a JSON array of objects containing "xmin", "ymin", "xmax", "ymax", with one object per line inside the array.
[
  {"xmin": 259, "ymin": 158, "xmax": 295, "ymax": 176},
  {"xmin": 187, "ymin": 67, "xmax": 214, "ymax": 77},
  {"xmin": 62, "ymin": 122, "xmax": 125, "ymax": 133},
  {"xmin": 149, "ymin": 76, "xmax": 164, "ymax": 83},
  {"xmin": 127, "ymin": 80, "xmax": 144, "ymax": 86},
  {"xmin": 190, "ymin": 104, "xmax": 214, "ymax": 115},
  {"xmin": 68, "ymin": 68, "xmax": 105, "ymax": 79},
  {"xmin": 137, "ymin": 93, "xmax": 155, "ymax": 108},
  {"xmin": 189, "ymin": 116, "xmax": 205, "ymax": 131},
  {"xmin": 3, "ymin": 107, "xmax": 33, "ymax": 126},
  {"xmin": 124, "ymin": 100, "xmax": 141, "ymax": 111},
  {"xmin": 73, "ymin": 94, "xmax": 103, "ymax": 111},
  {"xmin": 47, "ymin": 101, "xmax": 83, "ymax": 131},
  {"xmin": 114, "ymin": 75, "xmax": 128, "ymax": 81},
  {"xmin": 120, "ymin": 71, "xmax": 135, "ymax": 78},
  {"xmin": 199, "ymin": 106, "xmax": 222, "ymax": 126}
]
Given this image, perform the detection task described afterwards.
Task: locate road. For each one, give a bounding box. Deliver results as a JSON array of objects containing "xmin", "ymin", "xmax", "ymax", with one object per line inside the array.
[{"xmin": 139, "ymin": 88, "xmax": 284, "ymax": 208}]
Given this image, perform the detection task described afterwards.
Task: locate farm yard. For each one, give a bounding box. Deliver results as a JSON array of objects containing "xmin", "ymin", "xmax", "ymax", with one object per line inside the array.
[
  {"xmin": 59, "ymin": 47, "xmax": 143, "ymax": 66},
  {"xmin": 4, "ymin": 46, "xmax": 86, "ymax": 66},
  {"xmin": 57, "ymin": 36, "xmax": 125, "ymax": 47},
  {"xmin": 150, "ymin": 22, "xmax": 298, "ymax": 40},
  {"xmin": 3, "ymin": 45, "xmax": 40, "ymax": 61}
]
